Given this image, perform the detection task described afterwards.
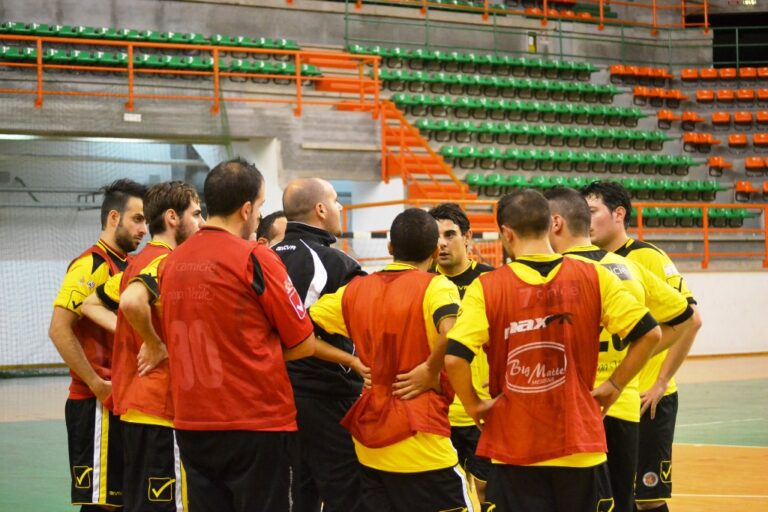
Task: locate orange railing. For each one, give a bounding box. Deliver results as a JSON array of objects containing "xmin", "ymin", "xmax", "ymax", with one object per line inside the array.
[
  {"xmin": 330, "ymin": 0, "xmax": 709, "ymax": 34},
  {"xmin": 0, "ymin": 34, "xmax": 381, "ymax": 116},
  {"xmin": 380, "ymin": 100, "xmax": 470, "ymax": 197},
  {"xmin": 341, "ymin": 199, "xmax": 768, "ymax": 269}
]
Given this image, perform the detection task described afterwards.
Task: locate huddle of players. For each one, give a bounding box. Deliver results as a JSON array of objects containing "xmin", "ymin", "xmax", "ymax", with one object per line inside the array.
[{"xmin": 50, "ymin": 157, "xmax": 700, "ymax": 512}]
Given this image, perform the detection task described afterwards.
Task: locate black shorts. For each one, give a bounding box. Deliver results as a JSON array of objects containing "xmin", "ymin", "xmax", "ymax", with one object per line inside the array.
[
  {"xmin": 360, "ymin": 464, "xmax": 476, "ymax": 512},
  {"xmin": 122, "ymin": 421, "xmax": 186, "ymax": 512},
  {"xmin": 636, "ymin": 392, "xmax": 678, "ymax": 502},
  {"xmin": 604, "ymin": 416, "xmax": 639, "ymax": 512},
  {"xmin": 486, "ymin": 462, "xmax": 614, "ymax": 512},
  {"xmin": 450, "ymin": 426, "xmax": 492, "ymax": 482},
  {"xmin": 294, "ymin": 395, "xmax": 362, "ymax": 512},
  {"xmin": 65, "ymin": 398, "xmax": 123, "ymax": 507},
  {"xmin": 175, "ymin": 429, "xmax": 299, "ymax": 512}
]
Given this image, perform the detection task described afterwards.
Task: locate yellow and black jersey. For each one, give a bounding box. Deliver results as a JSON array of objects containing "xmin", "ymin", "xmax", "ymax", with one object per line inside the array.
[
  {"xmin": 448, "ymin": 253, "xmax": 655, "ymax": 467},
  {"xmin": 434, "ymin": 260, "xmax": 495, "ymax": 300},
  {"xmin": 614, "ymin": 239, "xmax": 696, "ymax": 396},
  {"xmin": 95, "ymin": 241, "xmax": 170, "ymax": 312},
  {"xmin": 53, "ymin": 240, "xmax": 128, "ymax": 316},
  {"xmin": 435, "ymin": 260, "xmax": 494, "ymax": 427},
  {"xmin": 563, "ymin": 245, "xmax": 692, "ymax": 422},
  {"xmin": 311, "ymin": 262, "xmax": 461, "ymax": 473}
]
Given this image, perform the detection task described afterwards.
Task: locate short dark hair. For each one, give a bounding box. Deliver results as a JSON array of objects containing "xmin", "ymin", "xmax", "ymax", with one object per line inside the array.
[
  {"xmin": 581, "ymin": 181, "xmax": 633, "ymax": 228},
  {"xmin": 428, "ymin": 203, "xmax": 470, "ymax": 234},
  {"xmin": 143, "ymin": 181, "xmax": 200, "ymax": 236},
  {"xmin": 496, "ymin": 189, "xmax": 551, "ymax": 238},
  {"xmin": 390, "ymin": 208, "xmax": 438, "ymax": 262},
  {"xmin": 100, "ymin": 179, "xmax": 147, "ymax": 228},
  {"xmin": 204, "ymin": 158, "xmax": 264, "ymax": 217},
  {"xmin": 543, "ymin": 186, "xmax": 591, "ymax": 238},
  {"xmin": 256, "ymin": 210, "xmax": 286, "ymax": 241}
]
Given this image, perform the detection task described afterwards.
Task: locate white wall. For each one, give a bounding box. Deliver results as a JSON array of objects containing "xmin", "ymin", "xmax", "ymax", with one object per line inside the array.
[
  {"xmin": 685, "ymin": 272, "xmax": 768, "ymax": 356},
  {"xmin": 230, "ymin": 139, "xmax": 283, "ymax": 217}
]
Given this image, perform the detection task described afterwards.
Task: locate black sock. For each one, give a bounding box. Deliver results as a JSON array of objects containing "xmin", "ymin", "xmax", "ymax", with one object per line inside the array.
[{"xmin": 635, "ymin": 503, "xmax": 669, "ymax": 512}]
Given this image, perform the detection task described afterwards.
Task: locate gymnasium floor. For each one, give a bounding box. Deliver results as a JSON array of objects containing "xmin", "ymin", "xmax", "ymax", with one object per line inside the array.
[{"xmin": 1, "ymin": 355, "xmax": 766, "ymax": 512}]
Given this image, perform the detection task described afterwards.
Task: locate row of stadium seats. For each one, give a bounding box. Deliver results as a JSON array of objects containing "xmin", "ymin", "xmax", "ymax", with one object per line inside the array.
[
  {"xmin": 633, "ymin": 87, "xmax": 688, "ymax": 108},
  {"xmin": 723, "ymin": 133, "xmax": 768, "ymax": 152},
  {"xmin": 467, "ymin": 173, "xmax": 726, "ymax": 201},
  {"xmin": 413, "ymin": 119, "xmax": 673, "ymax": 151},
  {"xmin": 695, "ymin": 88, "xmax": 768, "ymax": 106},
  {"xmin": 609, "ymin": 65, "xmax": 674, "ymax": 86},
  {"xmin": 391, "ymin": 94, "xmax": 646, "ymax": 126},
  {"xmin": 440, "ymin": 145, "xmax": 699, "ymax": 173},
  {"xmin": 0, "ymin": 21, "xmax": 300, "ymax": 57},
  {"xmin": 657, "ymin": 109, "xmax": 768, "ymax": 131},
  {"xmin": 0, "ymin": 46, "xmax": 322, "ymax": 79},
  {"xmin": 640, "ymin": 207, "xmax": 754, "ymax": 227},
  {"xmin": 379, "ymin": 70, "xmax": 622, "ymax": 102},
  {"xmin": 735, "ymin": 180, "xmax": 768, "ymax": 201},
  {"xmin": 347, "ymin": 44, "xmax": 598, "ymax": 80},
  {"xmin": 681, "ymin": 67, "xmax": 768, "ymax": 84}
]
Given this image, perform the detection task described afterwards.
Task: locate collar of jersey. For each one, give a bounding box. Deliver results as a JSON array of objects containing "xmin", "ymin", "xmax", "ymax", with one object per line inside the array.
[
  {"xmin": 284, "ymin": 221, "xmax": 336, "ymax": 246},
  {"xmin": 562, "ymin": 244, "xmax": 600, "ymax": 255},
  {"xmin": 97, "ymin": 239, "xmax": 127, "ymax": 261},
  {"xmin": 148, "ymin": 239, "xmax": 174, "ymax": 251},
  {"xmin": 436, "ymin": 259, "xmax": 474, "ymax": 278},
  {"xmin": 514, "ymin": 253, "xmax": 562, "ymax": 263},
  {"xmin": 383, "ymin": 262, "xmax": 418, "ymax": 272}
]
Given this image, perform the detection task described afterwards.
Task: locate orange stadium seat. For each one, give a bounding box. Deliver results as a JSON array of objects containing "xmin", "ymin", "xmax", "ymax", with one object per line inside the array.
[
  {"xmin": 708, "ymin": 155, "xmax": 732, "ymax": 176},
  {"xmin": 633, "ymin": 86, "xmax": 649, "ymax": 105},
  {"xmin": 635, "ymin": 67, "xmax": 652, "ymax": 85},
  {"xmin": 757, "ymin": 111, "xmax": 768, "ymax": 127},
  {"xmin": 733, "ymin": 111, "xmax": 753, "ymax": 130},
  {"xmin": 681, "ymin": 68, "xmax": 699, "ymax": 83},
  {"xmin": 609, "ymin": 64, "xmax": 626, "ymax": 83},
  {"xmin": 711, "ymin": 111, "xmax": 731, "ymax": 130},
  {"xmin": 764, "ymin": 181, "xmax": 768, "ymax": 200},
  {"xmin": 758, "ymin": 67, "xmax": 768, "ymax": 80},
  {"xmin": 758, "ymin": 88, "xmax": 768, "ymax": 104},
  {"xmin": 696, "ymin": 89, "xmax": 715, "ymax": 105},
  {"xmin": 650, "ymin": 68, "xmax": 672, "ymax": 86},
  {"xmin": 663, "ymin": 89, "xmax": 688, "ymax": 108},
  {"xmin": 681, "ymin": 111, "xmax": 705, "ymax": 131},
  {"xmin": 754, "ymin": 133, "xmax": 768, "ymax": 151},
  {"xmin": 728, "ymin": 133, "xmax": 748, "ymax": 152},
  {"xmin": 739, "ymin": 67, "xmax": 757, "ymax": 81},
  {"xmin": 684, "ymin": 132, "xmax": 720, "ymax": 153},
  {"xmin": 657, "ymin": 109, "xmax": 678, "ymax": 129},
  {"xmin": 736, "ymin": 88, "xmax": 755, "ymax": 104},
  {"xmin": 646, "ymin": 87, "xmax": 664, "ymax": 107},
  {"xmin": 745, "ymin": 156, "xmax": 766, "ymax": 176},
  {"xmin": 735, "ymin": 180, "xmax": 760, "ymax": 202},
  {"xmin": 716, "ymin": 89, "xmax": 735, "ymax": 105},
  {"xmin": 700, "ymin": 68, "xmax": 718, "ymax": 82},
  {"xmin": 719, "ymin": 68, "xmax": 737, "ymax": 82}
]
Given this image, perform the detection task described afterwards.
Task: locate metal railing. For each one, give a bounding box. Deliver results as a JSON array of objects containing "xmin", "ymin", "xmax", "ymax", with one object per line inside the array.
[
  {"xmin": 335, "ymin": 0, "xmax": 709, "ymax": 34},
  {"xmin": 0, "ymin": 34, "xmax": 381, "ymax": 116},
  {"xmin": 341, "ymin": 199, "xmax": 768, "ymax": 269}
]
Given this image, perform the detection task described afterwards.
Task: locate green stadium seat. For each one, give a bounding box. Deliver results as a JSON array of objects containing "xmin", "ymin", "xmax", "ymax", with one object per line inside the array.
[{"xmin": 0, "ymin": 21, "xmax": 33, "ymax": 36}]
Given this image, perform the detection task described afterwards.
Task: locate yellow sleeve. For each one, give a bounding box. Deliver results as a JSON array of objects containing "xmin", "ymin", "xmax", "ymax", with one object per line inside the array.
[
  {"xmin": 633, "ymin": 262, "xmax": 689, "ymax": 324},
  {"xmin": 128, "ymin": 254, "xmax": 167, "ymax": 303},
  {"xmin": 446, "ymin": 279, "xmax": 489, "ymax": 355},
  {"xmin": 595, "ymin": 264, "xmax": 655, "ymax": 340},
  {"xmin": 52, "ymin": 255, "xmax": 110, "ymax": 317},
  {"xmin": 632, "ymin": 247, "xmax": 695, "ymax": 302},
  {"xmin": 424, "ymin": 275, "xmax": 461, "ymax": 329},
  {"xmin": 309, "ymin": 285, "xmax": 349, "ymax": 338},
  {"xmin": 101, "ymin": 272, "xmax": 123, "ymax": 304}
]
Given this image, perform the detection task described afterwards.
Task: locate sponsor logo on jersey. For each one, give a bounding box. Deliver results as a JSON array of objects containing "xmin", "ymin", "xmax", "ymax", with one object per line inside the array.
[
  {"xmin": 506, "ymin": 342, "xmax": 567, "ymax": 393},
  {"xmin": 503, "ymin": 313, "xmax": 573, "ymax": 338}
]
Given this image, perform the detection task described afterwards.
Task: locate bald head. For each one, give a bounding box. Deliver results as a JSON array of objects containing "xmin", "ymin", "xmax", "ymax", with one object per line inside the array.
[{"xmin": 282, "ymin": 178, "xmax": 342, "ymax": 234}]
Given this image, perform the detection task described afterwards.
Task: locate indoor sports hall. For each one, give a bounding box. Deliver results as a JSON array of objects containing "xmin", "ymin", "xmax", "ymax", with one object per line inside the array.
[{"xmin": 0, "ymin": 1, "xmax": 766, "ymax": 511}]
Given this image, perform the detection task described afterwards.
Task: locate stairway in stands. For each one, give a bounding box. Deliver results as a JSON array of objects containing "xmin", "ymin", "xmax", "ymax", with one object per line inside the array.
[{"xmin": 310, "ymin": 52, "xmax": 495, "ymax": 229}]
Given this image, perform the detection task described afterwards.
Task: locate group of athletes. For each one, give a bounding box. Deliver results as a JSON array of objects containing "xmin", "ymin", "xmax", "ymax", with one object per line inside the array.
[{"xmin": 49, "ymin": 157, "xmax": 701, "ymax": 512}]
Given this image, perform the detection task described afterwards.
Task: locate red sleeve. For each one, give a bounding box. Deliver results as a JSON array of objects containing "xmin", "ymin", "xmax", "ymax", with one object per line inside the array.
[{"xmin": 248, "ymin": 246, "xmax": 313, "ymax": 349}]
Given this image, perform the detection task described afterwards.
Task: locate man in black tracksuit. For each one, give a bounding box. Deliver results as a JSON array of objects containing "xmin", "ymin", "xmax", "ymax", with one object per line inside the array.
[{"xmin": 273, "ymin": 178, "xmax": 366, "ymax": 512}]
